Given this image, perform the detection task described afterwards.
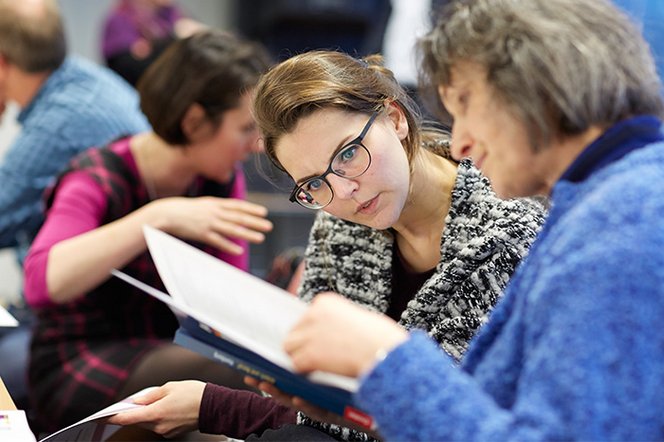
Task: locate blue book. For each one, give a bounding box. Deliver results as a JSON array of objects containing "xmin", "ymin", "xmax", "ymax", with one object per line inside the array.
[
  {"xmin": 174, "ymin": 325, "xmax": 372, "ymax": 428},
  {"xmin": 112, "ymin": 226, "xmax": 374, "ymax": 429}
]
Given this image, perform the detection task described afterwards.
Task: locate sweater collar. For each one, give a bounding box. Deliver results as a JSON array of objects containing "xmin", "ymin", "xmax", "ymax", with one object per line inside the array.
[
  {"xmin": 17, "ymin": 57, "xmax": 73, "ymax": 124},
  {"xmin": 559, "ymin": 115, "xmax": 664, "ymax": 184}
]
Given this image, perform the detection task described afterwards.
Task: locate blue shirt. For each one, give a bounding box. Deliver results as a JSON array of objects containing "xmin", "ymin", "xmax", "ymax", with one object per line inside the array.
[
  {"xmin": 0, "ymin": 56, "xmax": 149, "ymax": 260},
  {"xmin": 357, "ymin": 117, "xmax": 664, "ymax": 441}
]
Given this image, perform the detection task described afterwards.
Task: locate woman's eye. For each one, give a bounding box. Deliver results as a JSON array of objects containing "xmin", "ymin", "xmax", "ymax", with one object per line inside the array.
[
  {"xmin": 340, "ymin": 145, "xmax": 358, "ymax": 162},
  {"xmin": 305, "ymin": 179, "xmax": 323, "ymax": 192}
]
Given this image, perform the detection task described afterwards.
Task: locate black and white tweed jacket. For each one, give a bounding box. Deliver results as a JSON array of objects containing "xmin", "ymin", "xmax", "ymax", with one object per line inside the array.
[{"xmin": 297, "ymin": 159, "xmax": 546, "ymax": 441}]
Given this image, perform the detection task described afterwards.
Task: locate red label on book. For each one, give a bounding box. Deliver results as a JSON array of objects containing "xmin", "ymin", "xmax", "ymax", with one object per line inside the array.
[{"xmin": 343, "ymin": 406, "xmax": 374, "ymax": 429}]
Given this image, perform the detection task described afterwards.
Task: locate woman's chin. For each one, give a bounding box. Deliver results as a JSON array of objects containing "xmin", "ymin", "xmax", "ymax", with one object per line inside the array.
[{"xmin": 356, "ymin": 213, "xmax": 396, "ymax": 231}]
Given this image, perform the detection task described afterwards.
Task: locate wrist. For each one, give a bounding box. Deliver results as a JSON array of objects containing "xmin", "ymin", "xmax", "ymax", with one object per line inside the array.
[
  {"xmin": 139, "ymin": 200, "xmax": 171, "ymax": 232},
  {"xmin": 357, "ymin": 330, "xmax": 408, "ymax": 376}
]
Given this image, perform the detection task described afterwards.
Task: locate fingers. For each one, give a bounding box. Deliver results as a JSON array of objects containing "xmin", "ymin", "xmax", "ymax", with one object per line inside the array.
[
  {"xmin": 219, "ymin": 199, "xmax": 269, "ymax": 218},
  {"xmin": 149, "ymin": 197, "xmax": 274, "ymax": 252},
  {"xmin": 283, "ymin": 330, "xmax": 316, "ymax": 373},
  {"xmin": 256, "ymin": 382, "xmax": 283, "ymax": 398},
  {"xmin": 283, "ymin": 293, "xmax": 408, "ymax": 377},
  {"xmin": 203, "ymin": 231, "xmax": 245, "ymax": 255},
  {"xmin": 213, "ymin": 201, "xmax": 274, "ymax": 234},
  {"xmin": 108, "ymin": 386, "xmax": 166, "ymax": 424},
  {"xmin": 244, "ymin": 376, "xmax": 260, "ymax": 388},
  {"xmin": 256, "ymin": 382, "xmax": 298, "ymax": 409},
  {"xmin": 249, "ymin": 381, "xmax": 342, "ymax": 425},
  {"xmin": 207, "ymin": 199, "xmax": 273, "ymax": 246},
  {"xmin": 107, "ymin": 406, "xmax": 155, "ymax": 426},
  {"xmin": 131, "ymin": 386, "xmax": 165, "ymax": 405},
  {"xmin": 210, "ymin": 218, "xmax": 269, "ymax": 244},
  {"xmin": 283, "ymin": 295, "xmax": 340, "ymax": 373}
]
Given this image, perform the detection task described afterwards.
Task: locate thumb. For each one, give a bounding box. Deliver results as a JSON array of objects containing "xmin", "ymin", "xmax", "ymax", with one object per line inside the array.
[{"xmin": 130, "ymin": 386, "xmax": 165, "ymax": 405}]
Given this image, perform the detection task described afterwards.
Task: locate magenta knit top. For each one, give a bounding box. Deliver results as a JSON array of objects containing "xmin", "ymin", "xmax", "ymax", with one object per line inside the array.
[{"xmin": 24, "ymin": 137, "xmax": 249, "ymax": 307}]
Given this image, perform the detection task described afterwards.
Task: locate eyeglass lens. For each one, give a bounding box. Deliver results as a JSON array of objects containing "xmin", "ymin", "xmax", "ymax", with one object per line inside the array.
[{"xmin": 294, "ymin": 143, "xmax": 371, "ymax": 208}]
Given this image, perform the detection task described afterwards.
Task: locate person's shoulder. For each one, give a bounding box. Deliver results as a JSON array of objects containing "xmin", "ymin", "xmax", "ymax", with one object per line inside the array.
[
  {"xmin": 34, "ymin": 57, "xmax": 145, "ymax": 127},
  {"xmin": 60, "ymin": 56, "xmax": 136, "ymax": 93},
  {"xmin": 578, "ymin": 141, "xmax": 664, "ymax": 219},
  {"xmin": 579, "ymin": 141, "xmax": 664, "ymax": 195},
  {"xmin": 42, "ymin": 57, "xmax": 134, "ymax": 107},
  {"xmin": 621, "ymin": 139, "xmax": 664, "ymax": 179}
]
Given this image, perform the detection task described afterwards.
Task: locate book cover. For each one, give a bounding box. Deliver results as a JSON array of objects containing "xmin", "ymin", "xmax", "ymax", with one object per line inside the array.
[{"xmin": 112, "ymin": 226, "xmax": 374, "ymax": 429}]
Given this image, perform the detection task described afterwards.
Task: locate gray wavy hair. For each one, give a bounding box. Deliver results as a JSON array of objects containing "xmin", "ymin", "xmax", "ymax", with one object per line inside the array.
[{"xmin": 418, "ymin": 0, "xmax": 664, "ymax": 151}]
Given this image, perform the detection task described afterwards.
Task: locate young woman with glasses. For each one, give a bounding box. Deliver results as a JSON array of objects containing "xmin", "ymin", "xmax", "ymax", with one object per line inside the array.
[{"xmin": 110, "ymin": 50, "xmax": 546, "ymax": 441}]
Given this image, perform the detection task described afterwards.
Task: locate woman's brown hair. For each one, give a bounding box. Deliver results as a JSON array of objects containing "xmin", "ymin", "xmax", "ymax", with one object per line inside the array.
[
  {"xmin": 138, "ymin": 30, "xmax": 271, "ymax": 146},
  {"xmin": 253, "ymin": 50, "xmax": 450, "ymax": 174}
]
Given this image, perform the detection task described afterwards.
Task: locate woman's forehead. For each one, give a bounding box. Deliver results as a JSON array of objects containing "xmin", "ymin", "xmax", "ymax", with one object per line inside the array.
[
  {"xmin": 274, "ymin": 110, "xmax": 368, "ymax": 172},
  {"xmin": 282, "ymin": 109, "xmax": 362, "ymax": 146}
]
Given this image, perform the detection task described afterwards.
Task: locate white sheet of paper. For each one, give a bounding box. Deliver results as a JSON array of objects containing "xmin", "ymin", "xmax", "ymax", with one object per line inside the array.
[
  {"xmin": 141, "ymin": 226, "xmax": 358, "ymax": 392},
  {"xmin": 38, "ymin": 387, "xmax": 156, "ymax": 442},
  {"xmin": 0, "ymin": 410, "xmax": 37, "ymax": 441},
  {"xmin": 0, "ymin": 304, "xmax": 18, "ymax": 327}
]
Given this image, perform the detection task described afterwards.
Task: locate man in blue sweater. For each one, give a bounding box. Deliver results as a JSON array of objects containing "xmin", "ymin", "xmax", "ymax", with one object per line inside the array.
[
  {"xmin": 277, "ymin": 0, "xmax": 664, "ymax": 440},
  {"xmin": 0, "ymin": 0, "xmax": 149, "ymax": 263}
]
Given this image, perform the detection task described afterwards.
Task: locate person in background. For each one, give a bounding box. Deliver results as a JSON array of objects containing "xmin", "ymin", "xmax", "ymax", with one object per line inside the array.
[
  {"xmin": 278, "ymin": 0, "xmax": 664, "ymax": 440},
  {"xmin": 0, "ymin": 0, "xmax": 149, "ymax": 264},
  {"xmin": 109, "ymin": 50, "xmax": 545, "ymax": 441},
  {"xmin": 0, "ymin": 0, "xmax": 148, "ymax": 412},
  {"xmin": 24, "ymin": 30, "xmax": 273, "ymax": 434},
  {"xmin": 101, "ymin": 0, "xmax": 204, "ymax": 86}
]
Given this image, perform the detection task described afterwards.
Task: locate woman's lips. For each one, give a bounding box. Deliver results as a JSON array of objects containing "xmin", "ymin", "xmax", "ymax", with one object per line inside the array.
[{"xmin": 356, "ymin": 195, "xmax": 379, "ymax": 214}]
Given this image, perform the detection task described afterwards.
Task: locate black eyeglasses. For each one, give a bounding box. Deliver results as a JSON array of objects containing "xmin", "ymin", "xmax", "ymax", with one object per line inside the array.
[{"xmin": 289, "ymin": 111, "xmax": 378, "ymax": 209}]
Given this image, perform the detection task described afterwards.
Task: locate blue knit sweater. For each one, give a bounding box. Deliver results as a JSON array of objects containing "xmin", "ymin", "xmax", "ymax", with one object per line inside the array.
[
  {"xmin": 357, "ymin": 116, "xmax": 664, "ymax": 441},
  {"xmin": 0, "ymin": 56, "xmax": 149, "ymax": 260}
]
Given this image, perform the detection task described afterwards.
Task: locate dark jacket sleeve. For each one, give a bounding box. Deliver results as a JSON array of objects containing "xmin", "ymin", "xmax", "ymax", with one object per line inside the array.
[{"xmin": 198, "ymin": 383, "xmax": 297, "ymax": 438}]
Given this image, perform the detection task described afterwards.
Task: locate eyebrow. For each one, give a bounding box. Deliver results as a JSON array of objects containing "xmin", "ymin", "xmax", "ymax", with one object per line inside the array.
[{"xmin": 294, "ymin": 132, "xmax": 357, "ymax": 185}]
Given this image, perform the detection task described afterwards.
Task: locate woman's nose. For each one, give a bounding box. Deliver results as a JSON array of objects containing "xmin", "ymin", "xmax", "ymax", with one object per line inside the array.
[
  {"xmin": 450, "ymin": 127, "xmax": 474, "ymax": 161},
  {"xmin": 326, "ymin": 173, "xmax": 358, "ymax": 200}
]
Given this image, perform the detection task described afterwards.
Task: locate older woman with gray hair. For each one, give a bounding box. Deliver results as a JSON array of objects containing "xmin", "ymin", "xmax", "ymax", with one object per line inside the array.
[{"xmin": 280, "ymin": 0, "xmax": 664, "ymax": 440}]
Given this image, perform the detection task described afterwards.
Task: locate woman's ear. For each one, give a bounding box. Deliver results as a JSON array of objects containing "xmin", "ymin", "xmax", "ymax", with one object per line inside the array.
[
  {"xmin": 181, "ymin": 103, "xmax": 212, "ymax": 144},
  {"xmin": 385, "ymin": 100, "xmax": 409, "ymax": 141}
]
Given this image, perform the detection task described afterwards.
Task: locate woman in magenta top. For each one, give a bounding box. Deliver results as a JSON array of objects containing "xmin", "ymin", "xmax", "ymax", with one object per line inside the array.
[{"xmin": 24, "ymin": 30, "xmax": 273, "ymax": 434}]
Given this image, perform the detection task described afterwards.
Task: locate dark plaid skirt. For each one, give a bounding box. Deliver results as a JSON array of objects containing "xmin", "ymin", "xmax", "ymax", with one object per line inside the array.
[
  {"xmin": 28, "ymin": 285, "xmax": 178, "ymax": 434},
  {"xmin": 29, "ymin": 335, "xmax": 168, "ymax": 433}
]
